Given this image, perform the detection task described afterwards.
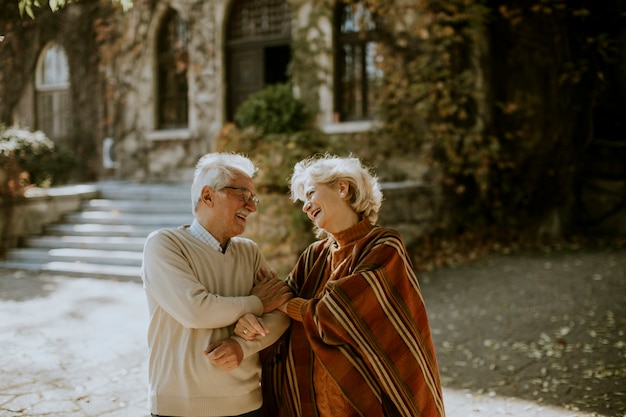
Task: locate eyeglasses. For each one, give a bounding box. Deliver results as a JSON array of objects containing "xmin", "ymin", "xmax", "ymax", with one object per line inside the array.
[{"xmin": 220, "ymin": 186, "xmax": 260, "ymax": 206}]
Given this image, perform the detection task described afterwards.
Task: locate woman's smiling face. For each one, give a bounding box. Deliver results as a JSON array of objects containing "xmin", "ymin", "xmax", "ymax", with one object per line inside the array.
[{"xmin": 301, "ymin": 180, "xmax": 357, "ymax": 235}]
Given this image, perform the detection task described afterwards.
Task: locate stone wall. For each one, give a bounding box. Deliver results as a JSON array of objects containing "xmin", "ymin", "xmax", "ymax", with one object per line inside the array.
[
  {"xmin": 108, "ymin": 0, "xmax": 232, "ymax": 182},
  {"xmin": 243, "ymin": 181, "xmax": 449, "ymax": 276},
  {"xmin": 378, "ymin": 181, "xmax": 449, "ymax": 246}
]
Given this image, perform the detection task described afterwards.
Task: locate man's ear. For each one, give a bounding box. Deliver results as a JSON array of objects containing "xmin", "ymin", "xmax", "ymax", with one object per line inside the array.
[{"xmin": 201, "ymin": 186, "xmax": 214, "ymax": 206}]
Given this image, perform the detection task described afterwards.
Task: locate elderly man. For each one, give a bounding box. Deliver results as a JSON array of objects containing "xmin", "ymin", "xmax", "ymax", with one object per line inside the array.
[{"xmin": 141, "ymin": 152, "xmax": 291, "ymax": 417}]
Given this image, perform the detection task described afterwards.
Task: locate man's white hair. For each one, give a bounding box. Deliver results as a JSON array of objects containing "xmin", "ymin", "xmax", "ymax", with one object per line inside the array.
[{"xmin": 190, "ymin": 153, "xmax": 256, "ymax": 214}]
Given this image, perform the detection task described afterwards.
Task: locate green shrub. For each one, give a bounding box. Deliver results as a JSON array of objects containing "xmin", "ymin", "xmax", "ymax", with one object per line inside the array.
[
  {"xmin": 215, "ymin": 124, "xmax": 352, "ymax": 192},
  {"xmin": 234, "ymin": 83, "xmax": 311, "ymax": 134}
]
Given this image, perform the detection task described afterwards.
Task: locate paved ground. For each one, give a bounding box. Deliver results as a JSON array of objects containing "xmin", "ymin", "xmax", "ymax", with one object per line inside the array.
[
  {"xmin": 421, "ymin": 245, "xmax": 626, "ymax": 417},
  {"xmin": 0, "ymin": 244, "xmax": 624, "ymax": 417}
]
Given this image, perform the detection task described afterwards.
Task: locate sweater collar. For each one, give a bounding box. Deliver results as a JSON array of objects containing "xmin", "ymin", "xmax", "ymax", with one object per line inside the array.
[{"xmin": 331, "ymin": 219, "xmax": 373, "ymax": 248}]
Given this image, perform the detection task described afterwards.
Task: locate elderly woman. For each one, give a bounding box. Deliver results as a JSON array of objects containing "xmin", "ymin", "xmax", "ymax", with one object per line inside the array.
[{"xmin": 237, "ymin": 155, "xmax": 444, "ymax": 417}]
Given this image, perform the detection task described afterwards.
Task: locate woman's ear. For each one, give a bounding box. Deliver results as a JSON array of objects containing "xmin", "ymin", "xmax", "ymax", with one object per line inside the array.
[{"xmin": 337, "ymin": 180, "xmax": 350, "ymax": 198}]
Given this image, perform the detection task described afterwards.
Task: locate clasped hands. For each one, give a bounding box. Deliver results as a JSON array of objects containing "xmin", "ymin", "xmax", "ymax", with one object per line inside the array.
[{"xmin": 204, "ymin": 268, "xmax": 292, "ymax": 370}]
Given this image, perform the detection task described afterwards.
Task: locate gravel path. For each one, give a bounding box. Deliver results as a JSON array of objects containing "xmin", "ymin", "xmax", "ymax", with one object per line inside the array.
[
  {"xmin": 421, "ymin": 246, "xmax": 626, "ymax": 417},
  {"xmin": 0, "ymin": 245, "xmax": 623, "ymax": 416}
]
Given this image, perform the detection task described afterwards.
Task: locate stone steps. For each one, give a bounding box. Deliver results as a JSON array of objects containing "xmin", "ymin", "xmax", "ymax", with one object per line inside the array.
[
  {"xmin": 6, "ymin": 247, "xmax": 142, "ymax": 266},
  {"xmin": 24, "ymin": 236, "xmax": 147, "ymax": 251},
  {"xmin": 44, "ymin": 223, "xmax": 157, "ymax": 238},
  {"xmin": 0, "ymin": 182, "xmax": 193, "ymax": 281}
]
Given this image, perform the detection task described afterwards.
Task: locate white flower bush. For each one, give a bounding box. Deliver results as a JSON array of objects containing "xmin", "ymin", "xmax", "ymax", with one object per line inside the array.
[
  {"xmin": 0, "ymin": 128, "xmax": 55, "ymax": 155},
  {"xmin": 1, "ymin": 125, "xmax": 75, "ymax": 196}
]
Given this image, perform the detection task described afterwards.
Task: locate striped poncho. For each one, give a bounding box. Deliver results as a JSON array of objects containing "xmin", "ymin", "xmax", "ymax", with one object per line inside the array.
[{"xmin": 261, "ymin": 220, "xmax": 445, "ymax": 417}]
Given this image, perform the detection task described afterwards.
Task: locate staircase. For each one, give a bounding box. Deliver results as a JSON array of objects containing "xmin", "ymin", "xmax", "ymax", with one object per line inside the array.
[{"xmin": 0, "ymin": 182, "xmax": 193, "ymax": 281}]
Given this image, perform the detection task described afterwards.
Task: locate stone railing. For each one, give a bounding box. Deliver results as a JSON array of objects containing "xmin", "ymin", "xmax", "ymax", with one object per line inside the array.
[{"xmin": 0, "ymin": 184, "xmax": 99, "ymax": 254}]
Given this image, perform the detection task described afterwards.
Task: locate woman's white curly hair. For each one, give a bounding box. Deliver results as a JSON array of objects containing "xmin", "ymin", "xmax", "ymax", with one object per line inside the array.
[{"xmin": 289, "ymin": 154, "xmax": 383, "ymax": 226}]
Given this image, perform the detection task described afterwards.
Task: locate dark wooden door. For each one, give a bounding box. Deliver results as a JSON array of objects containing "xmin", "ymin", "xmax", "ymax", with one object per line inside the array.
[
  {"xmin": 226, "ymin": 0, "xmax": 291, "ymax": 121},
  {"xmin": 228, "ymin": 47, "xmax": 263, "ymax": 120}
]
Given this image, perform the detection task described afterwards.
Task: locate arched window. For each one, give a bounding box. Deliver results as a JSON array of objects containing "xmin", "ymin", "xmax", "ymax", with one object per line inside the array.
[
  {"xmin": 157, "ymin": 8, "xmax": 189, "ymax": 129},
  {"xmin": 35, "ymin": 42, "xmax": 70, "ymax": 143},
  {"xmin": 335, "ymin": 2, "xmax": 383, "ymax": 122}
]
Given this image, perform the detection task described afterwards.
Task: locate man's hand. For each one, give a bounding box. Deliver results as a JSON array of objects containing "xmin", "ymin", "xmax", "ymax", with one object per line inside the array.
[
  {"xmin": 235, "ymin": 312, "xmax": 269, "ymax": 340},
  {"xmin": 250, "ymin": 268, "xmax": 293, "ymax": 313},
  {"xmin": 203, "ymin": 338, "xmax": 244, "ymax": 370}
]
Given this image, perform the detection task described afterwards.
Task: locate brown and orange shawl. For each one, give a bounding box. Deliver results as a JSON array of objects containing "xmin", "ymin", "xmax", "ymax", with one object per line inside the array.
[{"xmin": 262, "ymin": 221, "xmax": 445, "ymax": 417}]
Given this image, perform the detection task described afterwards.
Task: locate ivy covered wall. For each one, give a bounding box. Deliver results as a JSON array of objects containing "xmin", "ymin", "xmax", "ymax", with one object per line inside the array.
[
  {"xmin": 2, "ymin": 0, "xmax": 624, "ymax": 237},
  {"xmin": 341, "ymin": 0, "xmax": 626, "ymax": 236},
  {"xmin": 0, "ymin": 0, "xmax": 115, "ymax": 182}
]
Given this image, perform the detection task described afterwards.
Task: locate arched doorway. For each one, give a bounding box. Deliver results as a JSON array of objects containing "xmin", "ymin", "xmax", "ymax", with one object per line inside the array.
[{"xmin": 226, "ymin": 0, "xmax": 292, "ymax": 121}]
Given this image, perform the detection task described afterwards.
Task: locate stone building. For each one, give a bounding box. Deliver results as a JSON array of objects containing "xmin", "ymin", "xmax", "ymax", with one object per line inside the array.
[
  {"xmin": 109, "ymin": 0, "xmax": 423, "ymax": 183},
  {"xmin": 1, "ymin": 0, "xmax": 445, "ymax": 270},
  {"xmin": 2, "ymin": 0, "xmax": 624, "ymax": 239},
  {"xmin": 6, "ymin": 0, "xmax": 412, "ymax": 183}
]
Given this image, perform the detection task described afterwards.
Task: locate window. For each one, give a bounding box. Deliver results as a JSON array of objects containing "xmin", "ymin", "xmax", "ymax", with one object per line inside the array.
[
  {"xmin": 157, "ymin": 8, "xmax": 189, "ymax": 129},
  {"xmin": 226, "ymin": 0, "xmax": 291, "ymax": 120},
  {"xmin": 35, "ymin": 42, "xmax": 70, "ymax": 143},
  {"xmin": 335, "ymin": 2, "xmax": 383, "ymax": 122}
]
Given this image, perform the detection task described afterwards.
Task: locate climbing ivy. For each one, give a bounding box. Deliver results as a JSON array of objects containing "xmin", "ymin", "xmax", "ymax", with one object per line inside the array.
[
  {"xmin": 351, "ymin": 0, "xmax": 623, "ymax": 235},
  {"xmin": 289, "ymin": 0, "xmax": 334, "ymax": 119},
  {"xmin": 17, "ymin": 0, "xmax": 132, "ymax": 18},
  {"xmin": 5, "ymin": 0, "xmax": 624, "ymax": 237}
]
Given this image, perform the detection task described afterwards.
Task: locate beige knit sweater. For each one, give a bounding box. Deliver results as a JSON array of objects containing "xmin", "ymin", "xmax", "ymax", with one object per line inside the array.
[{"xmin": 142, "ymin": 226, "xmax": 289, "ymax": 416}]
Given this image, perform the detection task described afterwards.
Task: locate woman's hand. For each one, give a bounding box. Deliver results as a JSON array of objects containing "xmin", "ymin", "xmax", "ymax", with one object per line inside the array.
[{"xmin": 234, "ymin": 313, "xmax": 269, "ymax": 340}]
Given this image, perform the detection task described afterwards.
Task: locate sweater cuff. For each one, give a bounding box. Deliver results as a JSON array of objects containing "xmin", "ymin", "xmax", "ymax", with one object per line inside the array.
[
  {"xmin": 249, "ymin": 296, "xmax": 264, "ymax": 316},
  {"xmin": 286, "ymin": 297, "xmax": 306, "ymax": 322}
]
